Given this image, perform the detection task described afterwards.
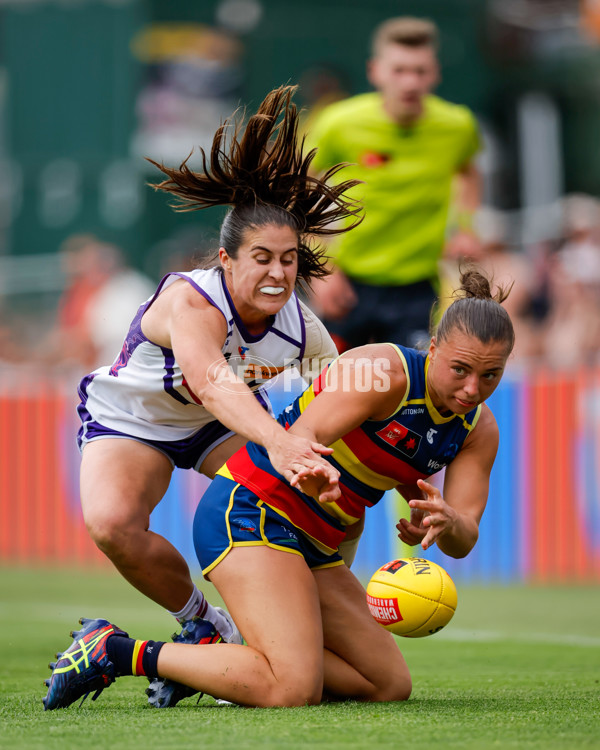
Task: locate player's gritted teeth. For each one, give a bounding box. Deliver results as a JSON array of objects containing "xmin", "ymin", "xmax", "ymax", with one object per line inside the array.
[{"xmin": 260, "ymin": 286, "xmax": 286, "ymax": 296}]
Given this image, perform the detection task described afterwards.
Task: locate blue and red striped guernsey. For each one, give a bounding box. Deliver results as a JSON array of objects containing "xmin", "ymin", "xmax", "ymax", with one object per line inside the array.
[{"xmin": 222, "ymin": 345, "xmax": 481, "ymax": 550}]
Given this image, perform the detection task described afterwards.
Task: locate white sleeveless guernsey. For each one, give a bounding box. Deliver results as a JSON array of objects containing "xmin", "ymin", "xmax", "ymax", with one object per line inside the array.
[{"xmin": 78, "ymin": 268, "xmax": 336, "ymax": 442}]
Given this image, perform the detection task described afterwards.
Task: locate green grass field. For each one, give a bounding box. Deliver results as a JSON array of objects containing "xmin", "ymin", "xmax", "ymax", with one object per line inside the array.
[{"xmin": 1, "ymin": 566, "xmax": 599, "ymax": 750}]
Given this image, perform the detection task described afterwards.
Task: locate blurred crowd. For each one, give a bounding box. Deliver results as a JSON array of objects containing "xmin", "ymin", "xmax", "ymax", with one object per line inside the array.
[
  {"xmin": 460, "ymin": 192, "xmax": 600, "ymax": 372},
  {"xmin": 0, "ymin": 191, "xmax": 599, "ymax": 377},
  {"xmin": 0, "ymin": 234, "xmax": 156, "ymax": 377}
]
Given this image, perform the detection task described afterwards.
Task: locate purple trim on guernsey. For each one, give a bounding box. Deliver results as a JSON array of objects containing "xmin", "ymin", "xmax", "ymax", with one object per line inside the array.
[
  {"xmin": 219, "ymin": 272, "xmax": 303, "ymax": 351},
  {"xmin": 254, "ymin": 389, "xmax": 272, "ymax": 413},
  {"xmin": 76, "ymin": 373, "xmax": 95, "ymax": 425},
  {"xmin": 296, "ymin": 295, "xmax": 306, "ymax": 360},
  {"xmin": 220, "ymin": 273, "xmax": 274, "ymax": 343},
  {"xmin": 126, "ymin": 271, "xmax": 226, "ymax": 406},
  {"xmin": 161, "ymin": 346, "xmax": 192, "ymax": 406},
  {"xmin": 136, "ymin": 272, "xmax": 179, "ymax": 322},
  {"xmin": 106, "ymin": 272, "xmax": 200, "ymax": 380},
  {"xmin": 269, "ymin": 326, "xmax": 303, "ymax": 350},
  {"xmin": 266, "ymin": 293, "xmax": 304, "ymax": 352},
  {"xmin": 168, "ymin": 272, "xmax": 226, "ymax": 322},
  {"xmin": 109, "ymin": 304, "xmax": 150, "ymax": 377},
  {"xmin": 158, "ymin": 271, "xmax": 229, "ymax": 406},
  {"xmin": 76, "ymin": 416, "xmax": 235, "ymax": 471}
]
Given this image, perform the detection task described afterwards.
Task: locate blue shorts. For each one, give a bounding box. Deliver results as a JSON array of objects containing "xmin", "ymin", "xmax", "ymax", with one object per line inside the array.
[{"xmin": 193, "ymin": 474, "xmax": 344, "ymax": 576}]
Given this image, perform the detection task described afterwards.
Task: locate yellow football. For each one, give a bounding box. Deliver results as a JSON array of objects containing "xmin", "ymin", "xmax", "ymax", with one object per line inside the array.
[{"xmin": 366, "ymin": 557, "xmax": 457, "ymax": 637}]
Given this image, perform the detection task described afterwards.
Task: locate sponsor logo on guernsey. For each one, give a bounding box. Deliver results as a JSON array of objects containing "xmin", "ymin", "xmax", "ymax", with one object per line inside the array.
[
  {"xmin": 426, "ymin": 428, "xmax": 438, "ymax": 444},
  {"xmin": 209, "ymin": 355, "xmax": 288, "ymax": 392},
  {"xmin": 242, "ymin": 362, "xmax": 286, "ymax": 381},
  {"xmin": 238, "ymin": 346, "xmax": 249, "ymax": 359},
  {"xmin": 402, "ymin": 407, "xmax": 425, "ymax": 415},
  {"xmin": 375, "ymin": 421, "xmax": 422, "ymax": 458},
  {"xmin": 427, "ymin": 458, "xmax": 445, "ymax": 472},
  {"xmin": 367, "ymin": 594, "xmax": 402, "ymax": 625}
]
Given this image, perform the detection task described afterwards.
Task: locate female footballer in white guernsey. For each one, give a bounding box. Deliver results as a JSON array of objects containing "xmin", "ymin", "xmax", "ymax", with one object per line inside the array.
[
  {"xmin": 74, "ymin": 86, "xmax": 360, "ymax": 706},
  {"xmin": 45, "ymin": 269, "xmax": 515, "ymax": 710}
]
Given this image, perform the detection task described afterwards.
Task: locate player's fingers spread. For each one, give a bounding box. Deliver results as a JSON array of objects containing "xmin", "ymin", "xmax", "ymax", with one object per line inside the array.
[
  {"xmin": 417, "ymin": 478, "xmax": 440, "ymax": 497},
  {"xmin": 423, "ymin": 512, "xmax": 446, "ymax": 529},
  {"xmin": 421, "ymin": 530, "xmax": 437, "ymax": 550},
  {"xmin": 408, "ymin": 498, "xmax": 434, "ymax": 512}
]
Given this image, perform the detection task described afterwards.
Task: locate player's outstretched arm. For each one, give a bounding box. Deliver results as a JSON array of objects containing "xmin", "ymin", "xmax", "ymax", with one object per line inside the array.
[
  {"xmin": 154, "ymin": 283, "xmax": 335, "ymax": 482},
  {"xmin": 397, "ymin": 405, "xmax": 498, "ymax": 557},
  {"xmin": 288, "ymin": 344, "xmax": 408, "ymax": 502}
]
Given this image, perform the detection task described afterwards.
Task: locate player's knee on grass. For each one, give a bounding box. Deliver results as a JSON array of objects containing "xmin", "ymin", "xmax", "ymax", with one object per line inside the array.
[
  {"xmin": 260, "ymin": 665, "xmax": 322, "ymax": 707},
  {"xmin": 371, "ymin": 671, "xmax": 412, "ymax": 703},
  {"xmin": 346, "ymin": 649, "xmax": 412, "ymax": 703},
  {"xmin": 263, "ymin": 682, "xmax": 322, "ymax": 707}
]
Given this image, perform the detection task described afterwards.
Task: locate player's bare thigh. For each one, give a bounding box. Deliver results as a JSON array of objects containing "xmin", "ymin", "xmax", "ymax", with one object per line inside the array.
[
  {"xmin": 314, "ymin": 564, "xmax": 411, "ymax": 699},
  {"xmin": 80, "ymin": 438, "xmax": 173, "ymax": 526},
  {"xmin": 208, "ymin": 545, "xmax": 324, "ymax": 688},
  {"xmin": 199, "ymin": 433, "xmax": 247, "ymax": 478}
]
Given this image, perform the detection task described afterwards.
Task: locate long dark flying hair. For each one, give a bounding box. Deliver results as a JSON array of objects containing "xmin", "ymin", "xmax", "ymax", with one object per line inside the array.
[
  {"xmin": 435, "ymin": 266, "xmax": 515, "ymax": 354},
  {"xmin": 147, "ymin": 85, "xmax": 363, "ymax": 285}
]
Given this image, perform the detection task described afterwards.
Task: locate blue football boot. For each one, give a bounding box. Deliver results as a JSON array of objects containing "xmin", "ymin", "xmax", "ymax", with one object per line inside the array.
[
  {"xmin": 146, "ymin": 616, "xmax": 223, "ymax": 708},
  {"xmin": 43, "ymin": 617, "xmax": 129, "ymax": 710}
]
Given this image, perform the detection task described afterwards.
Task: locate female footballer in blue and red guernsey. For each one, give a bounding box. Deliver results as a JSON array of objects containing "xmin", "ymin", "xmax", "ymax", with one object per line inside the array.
[
  {"xmin": 43, "ymin": 268, "xmax": 514, "ymax": 710},
  {"xmin": 215, "ymin": 341, "xmax": 485, "ymax": 561}
]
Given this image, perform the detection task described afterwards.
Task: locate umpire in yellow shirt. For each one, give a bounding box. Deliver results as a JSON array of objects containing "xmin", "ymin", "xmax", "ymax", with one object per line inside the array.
[{"xmin": 308, "ymin": 17, "xmax": 482, "ymax": 350}]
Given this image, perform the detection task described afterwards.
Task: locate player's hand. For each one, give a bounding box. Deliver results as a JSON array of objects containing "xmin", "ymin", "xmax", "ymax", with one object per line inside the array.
[
  {"xmin": 396, "ymin": 482, "xmax": 426, "ymax": 547},
  {"xmin": 396, "ymin": 511, "xmax": 427, "ymax": 548},
  {"xmin": 396, "ymin": 479, "xmax": 458, "ymax": 551},
  {"xmin": 266, "ymin": 431, "xmax": 334, "ymax": 483},
  {"xmin": 290, "ymin": 462, "xmax": 341, "ymax": 503}
]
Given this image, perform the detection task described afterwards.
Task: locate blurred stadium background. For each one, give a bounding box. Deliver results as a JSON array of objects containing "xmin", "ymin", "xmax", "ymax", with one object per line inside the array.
[{"xmin": 0, "ymin": 0, "xmax": 599, "ymax": 584}]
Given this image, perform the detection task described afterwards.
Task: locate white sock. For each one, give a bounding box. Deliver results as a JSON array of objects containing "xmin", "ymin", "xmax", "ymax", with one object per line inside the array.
[
  {"xmin": 167, "ymin": 584, "xmax": 234, "ymax": 640},
  {"xmin": 168, "ymin": 585, "xmax": 207, "ymax": 622}
]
